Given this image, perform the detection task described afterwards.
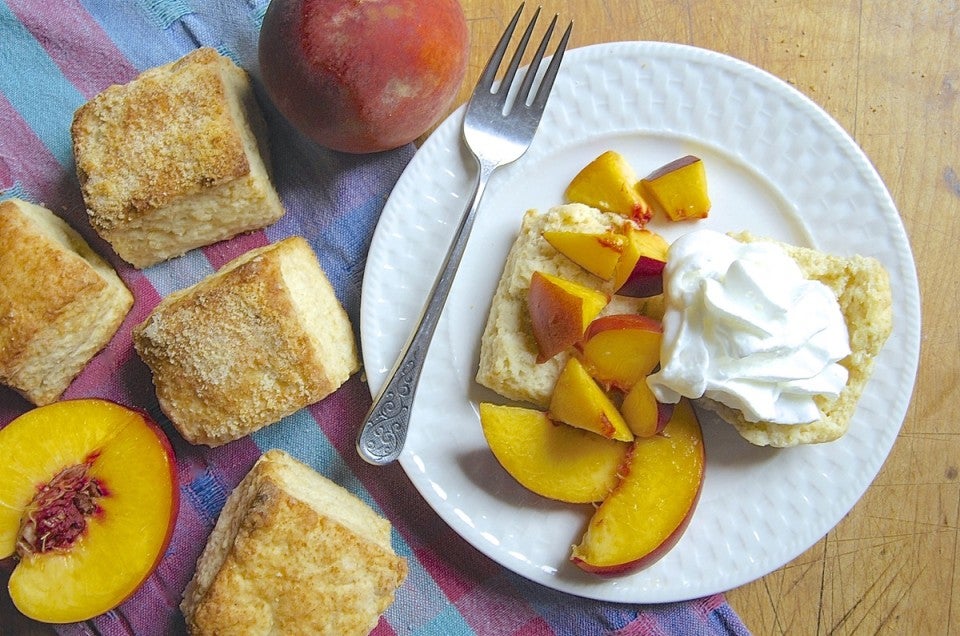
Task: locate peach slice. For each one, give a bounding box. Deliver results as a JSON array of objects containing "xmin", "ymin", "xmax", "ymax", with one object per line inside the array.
[
  {"xmin": 548, "ymin": 358, "xmax": 633, "ymax": 442},
  {"xmin": 564, "ymin": 151, "xmax": 652, "ymax": 225},
  {"xmin": 541, "ymin": 230, "xmax": 626, "ymax": 280},
  {"xmin": 571, "ymin": 398, "xmax": 704, "ymax": 574},
  {"xmin": 528, "ymin": 271, "xmax": 610, "ymax": 363},
  {"xmin": 478, "ymin": 403, "xmax": 630, "ymax": 504},
  {"xmin": 616, "ymin": 255, "xmax": 667, "ymax": 298},
  {"xmin": 577, "ymin": 314, "xmax": 663, "ymax": 392},
  {"xmin": 612, "ymin": 226, "xmax": 670, "ymax": 298},
  {"xmin": 620, "ymin": 379, "xmax": 674, "ymax": 438},
  {"xmin": 0, "ymin": 399, "xmax": 178, "ymax": 623},
  {"xmin": 639, "ymin": 155, "xmax": 711, "ymax": 221}
]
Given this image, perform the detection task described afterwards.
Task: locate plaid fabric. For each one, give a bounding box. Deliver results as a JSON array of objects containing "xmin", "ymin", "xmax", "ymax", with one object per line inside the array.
[{"xmin": 0, "ymin": 1, "xmax": 752, "ymax": 634}]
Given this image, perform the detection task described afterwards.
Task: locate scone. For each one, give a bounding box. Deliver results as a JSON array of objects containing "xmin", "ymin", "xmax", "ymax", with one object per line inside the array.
[
  {"xmin": 0, "ymin": 199, "xmax": 133, "ymax": 405},
  {"xmin": 476, "ymin": 203, "xmax": 651, "ymax": 408},
  {"xmin": 71, "ymin": 47, "xmax": 285, "ymax": 268},
  {"xmin": 133, "ymin": 236, "xmax": 359, "ymax": 446},
  {"xmin": 698, "ymin": 232, "xmax": 893, "ymax": 447},
  {"xmin": 181, "ymin": 449, "xmax": 407, "ymax": 636}
]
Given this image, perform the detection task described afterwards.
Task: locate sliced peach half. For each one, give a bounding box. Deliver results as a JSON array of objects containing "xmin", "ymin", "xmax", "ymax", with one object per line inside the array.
[
  {"xmin": 541, "ymin": 229, "xmax": 626, "ymax": 280},
  {"xmin": 548, "ymin": 357, "xmax": 633, "ymax": 442},
  {"xmin": 564, "ymin": 150, "xmax": 652, "ymax": 225},
  {"xmin": 0, "ymin": 399, "xmax": 178, "ymax": 623},
  {"xmin": 479, "ymin": 403, "xmax": 630, "ymax": 504},
  {"xmin": 639, "ymin": 155, "xmax": 711, "ymax": 221},
  {"xmin": 571, "ymin": 398, "xmax": 704, "ymax": 574},
  {"xmin": 528, "ymin": 271, "xmax": 609, "ymax": 363},
  {"xmin": 577, "ymin": 314, "xmax": 663, "ymax": 392}
]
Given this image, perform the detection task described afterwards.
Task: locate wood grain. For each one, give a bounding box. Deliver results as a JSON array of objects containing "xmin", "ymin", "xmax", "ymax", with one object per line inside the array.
[{"xmin": 451, "ymin": 1, "xmax": 955, "ymax": 634}]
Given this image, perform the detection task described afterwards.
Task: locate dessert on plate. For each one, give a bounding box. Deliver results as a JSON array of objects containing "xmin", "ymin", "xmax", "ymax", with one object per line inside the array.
[
  {"xmin": 477, "ymin": 203, "xmax": 893, "ymax": 448},
  {"xmin": 473, "ymin": 147, "xmax": 895, "ymax": 575}
]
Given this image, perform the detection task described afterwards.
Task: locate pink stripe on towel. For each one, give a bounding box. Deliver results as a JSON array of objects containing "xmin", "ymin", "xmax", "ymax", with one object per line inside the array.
[{"xmin": 7, "ymin": 0, "xmax": 139, "ymax": 98}]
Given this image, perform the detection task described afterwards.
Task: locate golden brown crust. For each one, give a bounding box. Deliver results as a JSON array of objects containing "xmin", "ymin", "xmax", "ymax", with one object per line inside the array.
[
  {"xmin": 182, "ymin": 450, "xmax": 407, "ymax": 636},
  {"xmin": 72, "ymin": 48, "xmax": 249, "ymax": 227},
  {"xmin": 699, "ymin": 232, "xmax": 894, "ymax": 447},
  {"xmin": 0, "ymin": 199, "xmax": 133, "ymax": 404},
  {"xmin": 0, "ymin": 203, "xmax": 104, "ymax": 358},
  {"xmin": 133, "ymin": 237, "xmax": 359, "ymax": 446},
  {"xmin": 71, "ymin": 47, "xmax": 285, "ymax": 268}
]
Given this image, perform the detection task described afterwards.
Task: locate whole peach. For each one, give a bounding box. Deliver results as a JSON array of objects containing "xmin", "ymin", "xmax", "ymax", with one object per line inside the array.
[{"xmin": 258, "ymin": 0, "xmax": 469, "ymax": 153}]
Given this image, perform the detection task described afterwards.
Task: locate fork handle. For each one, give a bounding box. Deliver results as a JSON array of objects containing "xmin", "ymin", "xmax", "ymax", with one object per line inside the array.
[{"xmin": 357, "ymin": 158, "xmax": 496, "ymax": 465}]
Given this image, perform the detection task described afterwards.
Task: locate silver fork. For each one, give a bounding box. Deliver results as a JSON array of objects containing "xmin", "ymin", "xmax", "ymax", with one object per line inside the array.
[{"xmin": 357, "ymin": 4, "xmax": 573, "ymax": 465}]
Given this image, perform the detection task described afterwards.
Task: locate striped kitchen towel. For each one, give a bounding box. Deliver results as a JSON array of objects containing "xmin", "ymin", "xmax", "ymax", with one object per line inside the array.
[{"xmin": 0, "ymin": 1, "xmax": 751, "ymax": 634}]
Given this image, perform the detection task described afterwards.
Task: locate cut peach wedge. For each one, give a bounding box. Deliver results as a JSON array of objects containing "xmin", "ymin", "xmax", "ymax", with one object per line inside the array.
[
  {"xmin": 564, "ymin": 150, "xmax": 652, "ymax": 225},
  {"xmin": 479, "ymin": 403, "xmax": 630, "ymax": 504},
  {"xmin": 571, "ymin": 398, "xmax": 704, "ymax": 574},
  {"xmin": 639, "ymin": 155, "xmax": 711, "ymax": 221},
  {"xmin": 528, "ymin": 271, "xmax": 609, "ymax": 363},
  {"xmin": 621, "ymin": 379, "xmax": 674, "ymax": 438},
  {"xmin": 541, "ymin": 230, "xmax": 626, "ymax": 280},
  {"xmin": 612, "ymin": 226, "xmax": 670, "ymax": 298},
  {"xmin": 548, "ymin": 357, "xmax": 633, "ymax": 442},
  {"xmin": 577, "ymin": 314, "xmax": 663, "ymax": 392},
  {"xmin": 0, "ymin": 399, "xmax": 178, "ymax": 623}
]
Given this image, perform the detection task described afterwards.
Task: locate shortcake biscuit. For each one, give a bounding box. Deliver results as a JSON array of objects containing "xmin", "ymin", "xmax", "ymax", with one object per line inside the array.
[
  {"xmin": 72, "ymin": 47, "xmax": 284, "ymax": 268},
  {"xmin": 134, "ymin": 237, "xmax": 359, "ymax": 446},
  {"xmin": 0, "ymin": 199, "xmax": 133, "ymax": 405}
]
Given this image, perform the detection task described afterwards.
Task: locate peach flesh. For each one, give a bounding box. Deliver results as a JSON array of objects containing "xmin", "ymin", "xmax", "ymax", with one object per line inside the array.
[
  {"xmin": 578, "ymin": 314, "xmax": 663, "ymax": 392},
  {"xmin": 479, "ymin": 403, "xmax": 629, "ymax": 504},
  {"xmin": 542, "ymin": 230, "xmax": 626, "ymax": 280},
  {"xmin": 564, "ymin": 150, "xmax": 652, "ymax": 224},
  {"xmin": 571, "ymin": 398, "xmax": 704, "ymax": 574},
  {"xmin": 612, "ymin": 227, "xmax": 669, "ymax": 293},
  {"xmin": 0, "ymin": 399, "xmax": 179, "ymax": 623},
  {"xmin": 548, "ymin": 358, "xmax": 634, "ymax": 442},
  {"xmin": 640, "ymin": 155, "xmax": 711, "ymax": 221},
  {"xmin": 528, "ymin": 271, "xmax": 608, "ymax": 363}
]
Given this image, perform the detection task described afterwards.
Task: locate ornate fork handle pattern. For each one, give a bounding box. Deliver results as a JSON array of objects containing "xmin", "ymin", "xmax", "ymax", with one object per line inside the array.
[{"xmin": 356, "ymin": 355, "xmax": 420, "ymax": 463}]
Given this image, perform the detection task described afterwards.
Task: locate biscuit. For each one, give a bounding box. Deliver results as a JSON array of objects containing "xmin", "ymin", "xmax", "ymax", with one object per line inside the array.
[
  {"xmin": 133, "ymin": 237, "xmax": 359, "ymax": 446},
  {"xmin": 0, "ymin": 199, "xmax": 133, "ymax": 405},
  {"xmin": 181, "ymin": 449, "xmax": 407, "ymax": 635},
  {"xmin": 72, "ymin": 47, "xmax": 285, "ymax": 268},
  {"xmin": 698, "ymin": 232, "xmax": 893, "ymax": 447}
]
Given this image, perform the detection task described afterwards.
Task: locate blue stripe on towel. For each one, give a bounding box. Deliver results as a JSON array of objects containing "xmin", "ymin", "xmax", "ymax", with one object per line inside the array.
[
  {"xmin": 0, "ymin": 2, "xmax": 84, "ymax": 168},
  {"xmin": 137, "ymin": 0, "xmax": 192, "ymax": 29}
]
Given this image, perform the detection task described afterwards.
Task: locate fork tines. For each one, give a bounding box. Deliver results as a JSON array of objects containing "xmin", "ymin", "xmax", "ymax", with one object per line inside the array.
[{"xmin": 482, "ymin": 4, "xmax": 573, "ymax": 114}]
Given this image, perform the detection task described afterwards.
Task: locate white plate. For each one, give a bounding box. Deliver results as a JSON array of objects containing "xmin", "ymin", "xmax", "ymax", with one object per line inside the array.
[{"xmin": 360, "ymin": 41, "xmax": 920, "ymax": 603}]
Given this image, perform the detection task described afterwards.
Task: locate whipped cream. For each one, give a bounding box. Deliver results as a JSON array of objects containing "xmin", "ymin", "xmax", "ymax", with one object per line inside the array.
[{"xmin": 646, "ymin": 230, "xmax": 851, "ymax": 425}]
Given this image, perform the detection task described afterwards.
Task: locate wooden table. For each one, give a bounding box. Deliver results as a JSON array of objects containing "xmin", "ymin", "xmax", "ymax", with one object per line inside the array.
[{"xmin": 451, "ymin": 1, "xmax": 954, "ymax": 634}]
